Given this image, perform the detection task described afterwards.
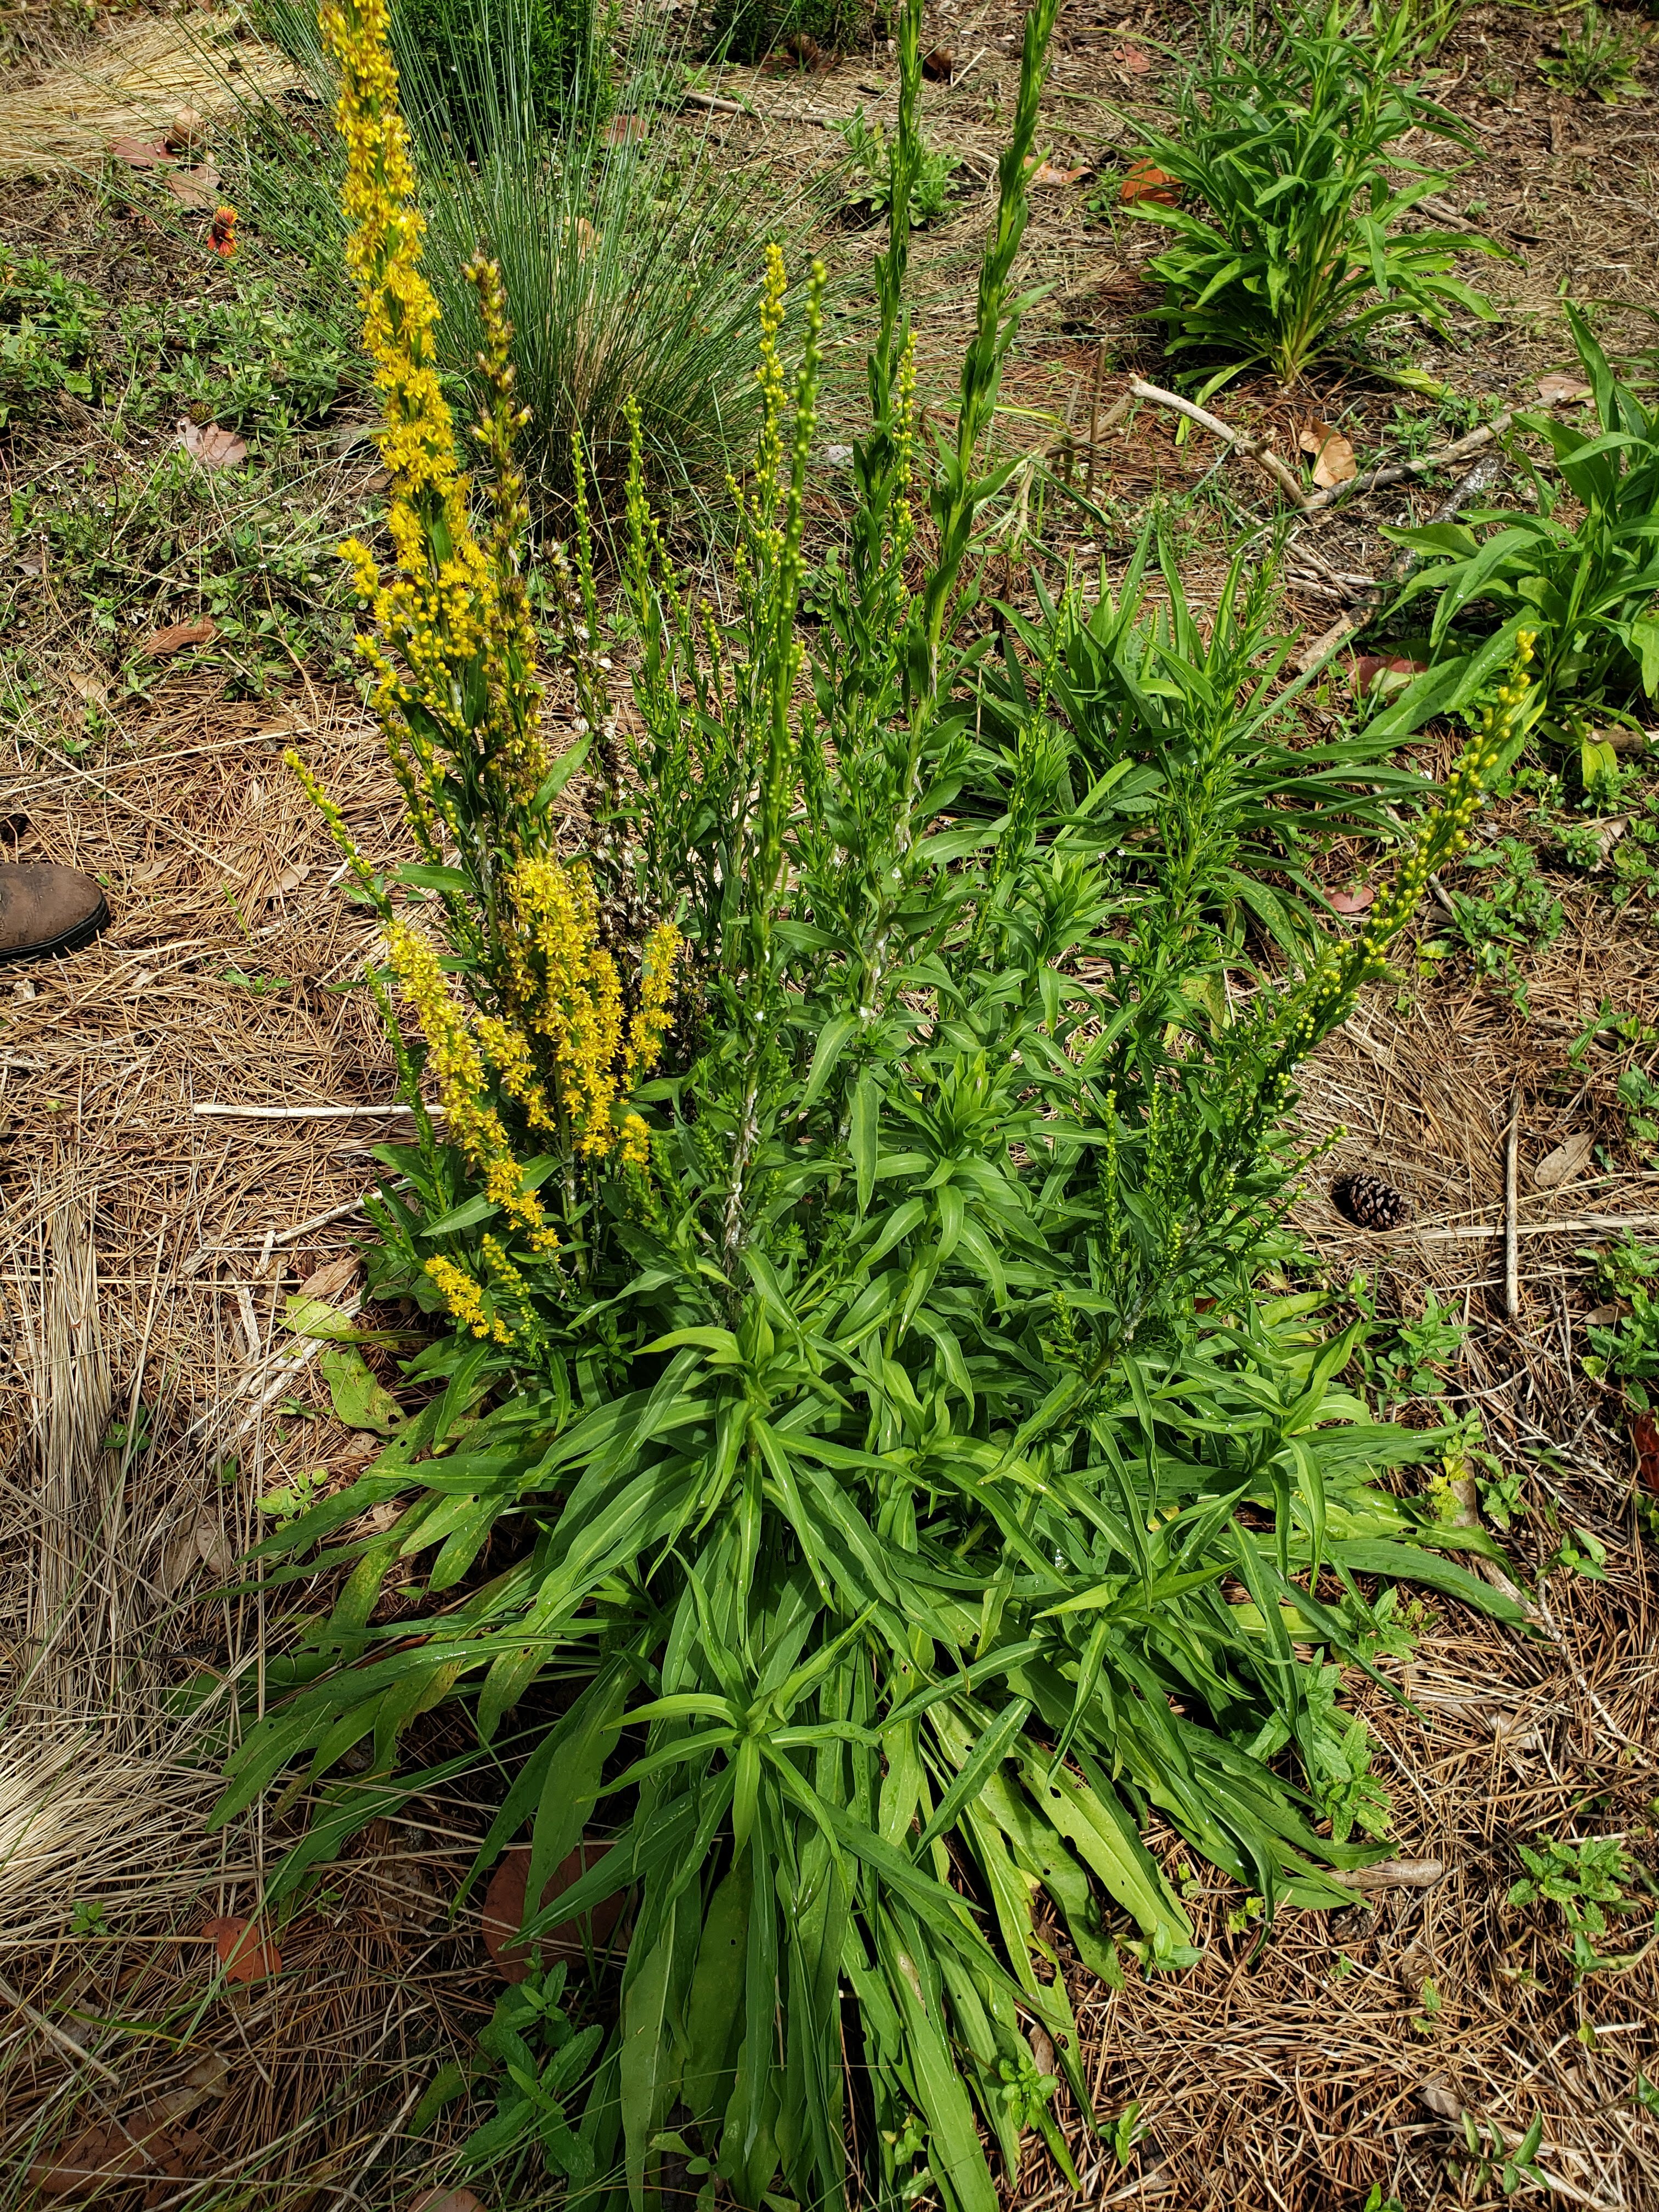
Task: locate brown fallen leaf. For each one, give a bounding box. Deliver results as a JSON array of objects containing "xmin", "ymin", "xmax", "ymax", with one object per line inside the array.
[
  {"xmin": 1350, "ymin": 652, "xmax": 1427, "ymax": 699},
  {"xmin": 1532, "ymin": 1128, "xmax": 1595, "ymax": 1189},
  {"xmin": 273, "ymin": 861, "xmax": 313, "ymax": 896},
  {"xmin": 1298, "ymin": 419, "xmax": 1357, "ymax": 488},
  {"xmin": 1028, "ymin": 160, "xmax": 1087, "ymax": 187},
  {"xmin": 299, "ymin": 1252, "xmax": 360, "ymax": 1301},
  {"xmin": 67, "ymin": 671, "xmax": 108, "ymax": 707},
  {"xmin": 1538, "ymin": 373, "xmax": 1592, "ymax": 405},
  {"xmin": 29, "ymin": 2085, "xmax": 210, "ymax": 2199},
  {"xmin": 142, "ymin": 615, "xmax": 218, "ymax": 657},
  {"xmin": 1584, "ymin": 1301, "xmax": 1621, "ymax": 1328},
  {"xmin": 166, "ymin": 106, "xmax": 207, "ymax": 156},
  {"xmin": 204, "ymin": 1915, "xmax": 281, "ymax": 1983},
  {"xmin": 1418, "ymin": 2078, "xmax": 1465, "ymax": 2124},
  {"xmin": 108, "ymin": 134, "xmax": 174, "ymax": 168},
  {"xmin": 1329, "ymin": 1857, "xmax": 1444, "ymax": 1891},
  {"xmin": 166, "ymin": 166, "xmax": 222, "ymax": 210},
  {"xmin": 179, "ymin": 419, "xmax": 247, "ymax": 471},
  {"xmin": 482, "ymin": 1842, "xmax": 625, "ymax": 1983},
  {"xmin": 1119, "ymin": 159, "xmax": 1181, "ymax": 207},
  {"xmin": 574, "ymin": 215, "xmax": 597, "ymax": 255},
  {"xmin": 409, "ymin": 2191, "xmax": 487, "ymax": 2212},
  {"xmin": 1109, "ymin": 41, "xmax": 1153, "ymax": 71},
  {"xmin": 921, "ymin": 45, "xmax": 954, "ymax": 81},
  {"xmin": 603, "ymin": 112, "xmax": 647, "ymax": 146},
  {"xmin": 1328, "ymin": 884, "xmax": 1375, "ymax": 915}
]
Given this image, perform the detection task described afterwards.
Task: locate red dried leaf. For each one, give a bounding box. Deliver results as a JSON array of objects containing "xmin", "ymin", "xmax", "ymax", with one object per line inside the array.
[
  {"xmin": 108, "ymin": 134, "xmax": 174, "ymax": 168},
  {"xmin": 180, "ymin": 419, "xmax": 247, "ymax": 471},
  {"xmin": 166, "ymin": 166, "xmax": 222, "ymax": 210},
  {"xmin": 1109, "ymin": 41, "xmax": 1153, "ymax": 71},
  {"xmin": 1328, "ymin": 885, "xmax": 1376, "ymax": 915},
  {"xmin": 204, "ymin": 1915, "xmax": 281, "ymax": 1983},
  {"xmin": 1120, "ymin": 160, "xmax": 1181, "ymax": 207},
  {"xmin": 1538, "ymin": 373, "xmax": 1592, "ymax": 405},
  {"xmin": 29, "ymin": 2099, "xmax": 200, "ymax": 2197},
  {"xmin": 141, "ymin": 616, "xmax": 218, "ymax": 658},
  {"xmin": 1350, "ymin": 652, "xmax": 1427, "ymax": 698},
  {"xmin": 1297, "ymin": 419, "xmax": 1357, "ymax": 488},
  {"xmin": 603, "ymin": 113, "xmax": 647, "ymax": 146},
  {"xmin": 1633, "ymin": 1410, "xmax": 1659, "ymax": 1496},
  {"xmin": 1028, "ymin": 160, "xmax": 1087, "ymax": 187},
  {"xmin": 482, "ymin": 1842, "xmax": 624, "ymax": 1984}
]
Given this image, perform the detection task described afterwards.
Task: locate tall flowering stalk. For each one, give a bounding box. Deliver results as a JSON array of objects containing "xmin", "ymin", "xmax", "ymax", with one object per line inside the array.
[{"xmin": 294, "ymin": 0, "xmax": 680, "ymax": 1326}]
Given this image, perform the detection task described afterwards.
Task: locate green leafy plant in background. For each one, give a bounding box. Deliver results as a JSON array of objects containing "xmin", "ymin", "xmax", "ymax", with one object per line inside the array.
[
  {"xmin": 0, "ymin": 251, "xmax": 101, "ymax": 425},
  {"xmin": 1509, "ymin": 1833, "xmax": 1657, "ymax": 1976},
  {"xmin": 707, "ymin": 0, "xmax": 862, "ymax": 65},
  {"xmin": 1347, "ymin": 1273, "xmax": 1467, "ymax": 1408},
  {"xmin": 392, "ymin": 0, "xmax": 601, "ymax": 148},
  {"xmin": 1538, "ymin": 6, "xmax": 1645, "ymax": 104},
  {"xmin": 247, "ymin": 0, "xmax": 808, "ymax": 514},
  {"xmin": 972, "ymin": 524, "xmax": 1432, "ymax": 971},
  {"xmin": 223, "ymin": 3, "xmax": 1543, "ymax": 2207},
  {"xmin": 1582, "ymin": 1232, "xmax": 1659, "ymax": 1399},
  {"xmin": 1381, "ymin": 308, "xmax": 1659, "ymax": 774},
  {"xmin": 838, "ymin": 104, "xmax": 961, "ymax": 227},
  {"xmin": 1124, "ymin": 1, "xmax": 1500, "ymax": 399}
]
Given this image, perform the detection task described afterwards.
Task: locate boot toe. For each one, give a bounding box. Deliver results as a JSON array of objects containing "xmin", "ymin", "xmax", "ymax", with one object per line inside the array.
[{"xmin": 0, "ymin": 865, "xmax": 112, "ymax": 962}]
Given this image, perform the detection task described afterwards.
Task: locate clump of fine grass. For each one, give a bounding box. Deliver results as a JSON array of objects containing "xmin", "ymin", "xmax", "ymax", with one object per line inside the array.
[{"xmin": 244, "ymin": 0, "xmax": 825, "ymax": 516}]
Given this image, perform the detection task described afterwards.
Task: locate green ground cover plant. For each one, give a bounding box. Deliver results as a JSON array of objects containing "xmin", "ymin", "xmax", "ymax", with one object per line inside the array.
[
  {"xmin": 1125, "ymin": 2, "xmax": 1499, "ymax": 399},
  {"xmin": 837, "ymin": 104, "xmax": 960, "ymax": 227},
  {"xmin": 0, "ymin": 249, "xmax": 102, "ymax": 425},
  {"xmin": 1378, "ymin": 308, "xmax": 1659, "ymax": 774},
  {"xmin": 214, "ymin": 1, "xmax": 1545, "ymax": 2204},
  {"xmin": 1509, "ymin": 1832, "xmax": 1657, "ymax": 1976},
  {"xmin": 1538, "ymin": 5, "xmax": 1645, "ymax": 104}
]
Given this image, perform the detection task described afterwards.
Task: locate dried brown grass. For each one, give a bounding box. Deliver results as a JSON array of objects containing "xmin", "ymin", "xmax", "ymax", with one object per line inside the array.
[{"xmin": 0, "ymin": 17, "xmax": 300, "ymax": 176}]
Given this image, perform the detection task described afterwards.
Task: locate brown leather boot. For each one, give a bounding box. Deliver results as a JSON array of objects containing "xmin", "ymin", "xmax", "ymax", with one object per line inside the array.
[{"xmin": 0, "ymin": 864, "xmax": 111, "ymax": 962}]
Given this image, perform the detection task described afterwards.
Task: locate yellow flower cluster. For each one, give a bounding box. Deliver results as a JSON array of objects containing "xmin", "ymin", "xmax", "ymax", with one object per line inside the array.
[
  {"xmin": 319, "ymin": 0, "xmax": 548, "ymax": 860},
  {"xmin": 425, "ymin": 1254, "xmax": 512, "ymax": 1344},
  {"xmin": 387, "ymin": 918, "xmax": 558, "ymax": 1252},
  {"xmin": 497, "ymin": 859, "xmax": 681, "ymax": 1160}
]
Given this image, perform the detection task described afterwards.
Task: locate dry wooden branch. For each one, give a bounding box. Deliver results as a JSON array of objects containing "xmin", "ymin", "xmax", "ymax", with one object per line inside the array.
[
  {"xmin": 1329, "ymin": 1858, "xmax": 1445, "ymax": 1891},
  {"xmin": 1301, "ymin": 410, "xmax": 1513, "ymax": 514},
  {"xmin": 1117, "ymin": 379, "xmax": 1308, "ymax": 505},
  {"xmin": 1504, "ymin": 1096, "xmax": 1521, "ymax": 1320},
  {"xmin": 1418, "ymin": 1211, "xmax": 1659, "ymax": 1242},
  {"xmin": 190, "ymin": 1101, "xmax": 423, "ymax": 1120}
]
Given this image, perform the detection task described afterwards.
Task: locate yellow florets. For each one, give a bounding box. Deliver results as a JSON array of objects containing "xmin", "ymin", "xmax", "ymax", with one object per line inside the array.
[{"xmin": 425, "ymin": 1254, "xmax": 512, "ymax": 1343}]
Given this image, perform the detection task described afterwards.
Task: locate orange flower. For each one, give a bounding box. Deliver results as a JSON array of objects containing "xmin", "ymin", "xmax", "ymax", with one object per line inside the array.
[{"xmin": 208, "ymin": 205, "xmax": 238, "ymax": 257}]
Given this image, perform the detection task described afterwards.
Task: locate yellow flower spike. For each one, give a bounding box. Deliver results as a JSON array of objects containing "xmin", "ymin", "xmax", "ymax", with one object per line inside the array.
[
  {"xmin": 283, "ymin": 748, "xmax": 383, "ymax": 907},
  {"xmin": 425, "ymin": 1254, "xmax": 512, "ymax": 1344}
]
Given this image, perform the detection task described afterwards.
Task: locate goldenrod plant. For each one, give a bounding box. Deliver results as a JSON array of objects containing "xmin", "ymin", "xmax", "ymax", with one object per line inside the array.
[{"xmin": 232, "ymin": 3, "xmax": 1539, "ymax": 2206}]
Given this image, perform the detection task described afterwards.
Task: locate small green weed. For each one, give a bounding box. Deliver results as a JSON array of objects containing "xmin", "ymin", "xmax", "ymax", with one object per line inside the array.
[
  {"xmin": 258, "ymin": 1465, "xmax": 331, "ymax": 1527},
  {"xmin": 116, "ymin": 280, "xmax": 354, "ymax": 439},
  {"xmin": 1109, "ymin": 2100, "xmax": 1146, "ymax": 2166},
  {"xmin": 1538, "ymin": 7, "xmax": 1645, "ymax": 103},
  {"xmin": 1582, "ymin": 1233, "xmax": 1659, "ymax": 1393},
  {"xmin": 837, "ymin": 105, "xmax": 961, "ymax": 227},
  {"xmin": 1305, "ymin": 1663, "xmax": 1392, "ymax": 1844},
  {"xmin": 456, "ymin": 1957, "xmax": 603, "ymax": 2178},
  {"xmin": 1349, "ymin": 1272, "xmax": 1468, "ymax": 1406},
  {"xmin": 70, "ymin": 1899, "xmax": 111, "ymax": 1937},
  {"xmin": 1508, "ymin": 1833, "xmax": 1656, "ymax": 1975},
  {"xmin": 1420, "ymin": 835, "xmax": 1564, "ymax": 1012},
  {"xmin": 1457, "ymin": 2108, "xmax": 1547, "ymax": 2197},
  {"xmin": 0, "ymin": 251, "xmax": 101, "ymax": 425}
]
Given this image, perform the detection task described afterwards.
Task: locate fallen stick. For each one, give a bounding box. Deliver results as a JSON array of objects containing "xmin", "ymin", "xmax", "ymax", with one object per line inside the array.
[
  {"xmin": 1418, "ymin": 1211, "xmax": 1659, "ymax": 1242},
  {"xmin": 1504, "ymin": 1094, "xmax": 1521, "ymax": 1320},
  {"xmin": 1294, "ymin": 449, "xmax": 1504, "ymax": 673},
  {"xmin": 1301, "ymin": 409, "xmax": 1513, "ymax": 514},
  {"xmin": 1116, "ymin": 378, "xmax": 1308, "ymax": 505},
  {"xmin": 191, "ymin": 1101, "xmax": 428, "ymax": 1120},
  {"xmin": 680, "ymin": 87, "xmax": 752, "ymax": 117}
]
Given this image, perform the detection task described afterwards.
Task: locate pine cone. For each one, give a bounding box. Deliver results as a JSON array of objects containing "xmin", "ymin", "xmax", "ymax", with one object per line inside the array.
[{"xmin": 1331, "ymin": 1171, "xmax": 1409, "ymax": 1232}]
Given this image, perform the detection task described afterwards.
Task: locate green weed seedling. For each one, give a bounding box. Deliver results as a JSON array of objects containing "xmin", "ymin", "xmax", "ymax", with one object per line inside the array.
[
  {"xmin": 458, "ymin": 1957, "xmax": 603, "ymax": 2179},
  {"xmin": 1539, "ymin": 7, "xmax": 1645, "ymax": 104},
  {"xmin": 1582, "ymin": 1233, "xmax": 1659, "ymax": 1391},
  {"xmin": 1348, "ymin": 1272, "xmax": 1468, "ymax": 1408},
  {"xmin": 1123, "ymin": 1, "xmax": 1498, "ymax": 398},
  {"xmin": 1420, "ymin": 834, "xmax": 1564, "ymax": 1013},
  {"xmin": 1508, "ymin": 1833, "xmax": 1657, "ymax": 1977},
  {"xmin": 838, "ymin": 106, "xmax": 961, "ymax": 228},
  {"xmin": 0, "ymin": 251, "xmax": 102, "ymax": 424}
]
